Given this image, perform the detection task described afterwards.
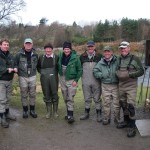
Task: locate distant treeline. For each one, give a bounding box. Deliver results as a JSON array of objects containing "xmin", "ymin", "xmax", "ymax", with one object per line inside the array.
[{"xmin": 0, "ymin": 17, "xmax": 150, "ymax": 48}]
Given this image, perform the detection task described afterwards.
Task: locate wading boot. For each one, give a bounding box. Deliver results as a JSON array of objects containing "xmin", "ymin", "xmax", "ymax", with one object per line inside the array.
[
  {"xmin": 53, "ymin": 102, "xmax": 59, "ymax": 118},
  {"xmin": 67, "ymin": 110, "xmax": 75, "ymax": 124},
  {"xmin": 23, "ymin": 106, "xmax": 28, "ymax": 119},
  {"xmin": 0, "ymin": 113, "xmax": 9, "ymax": 128},
  {"xmin": 117, "ymin": 115, "xmax": 129, "ymax": 128},
  {"xmin": 5, "ymin": 108, "xmax": 16, "ymax": 121},
  {"xmin": 80, "ymin": 108, "xmax": 90, "ymax": 120},
  {"xmin": 45, "ymin": 103, "xmax": 52, "ymax": 119},
  {"xmin": 102, "ymin": 117, "xmax": 110, "ymax": 125},
  {"xmin": 127, "ymin": 119, "xmax": 136, "ymax": 137},
  {"xmin": 96, "ymin": 109, "xmax": 102, "ymax": 122},
  {"xmin": 30, "ymin": 105, "xmax": 37, "ymax": 118}
]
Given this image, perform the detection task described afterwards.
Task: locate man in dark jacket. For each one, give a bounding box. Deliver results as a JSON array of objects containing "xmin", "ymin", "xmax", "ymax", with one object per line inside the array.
[
  {"xmin": 14, "ymin": 38, "xmax": 38, "ymax": 119},
  {"xmin": 116, "ymin": 41, "xmax": 144, "ymax": 137},
  {"xmin": 0, "ymin": 39, "xmax": 16, "ymax": 128},
  {"xmin": 80, "ymin": 41, "xmax": 102, "ymax": 122}
]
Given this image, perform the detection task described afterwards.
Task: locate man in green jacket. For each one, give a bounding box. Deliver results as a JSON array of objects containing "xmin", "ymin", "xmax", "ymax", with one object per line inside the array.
[
  {"xmin": 58, "ymin": 41, "xmax": 82, "ymax": 123},
  {"xmin": 116, "ymin": 41, "xmax": 144, "ymax": 137},
  {"xmin": 93, "ymin": 46, "xmax": 120, "ymax": 125}
]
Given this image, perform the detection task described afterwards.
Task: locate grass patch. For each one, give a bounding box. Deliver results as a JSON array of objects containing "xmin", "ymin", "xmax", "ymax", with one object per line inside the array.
[{"xmin": 11, "ymin": 74, "xmax": 149, "ymax": 118}]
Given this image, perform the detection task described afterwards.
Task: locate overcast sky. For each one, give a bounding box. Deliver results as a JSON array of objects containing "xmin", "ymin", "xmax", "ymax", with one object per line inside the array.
[{"xmin": 14, "ymin": 0, "xmax": 150, "ymax": 26}]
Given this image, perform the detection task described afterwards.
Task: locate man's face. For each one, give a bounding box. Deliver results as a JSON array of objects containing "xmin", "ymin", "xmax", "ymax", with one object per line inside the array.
[
  {"xmin": 103, "ymin": 50, "xmax": 113, "ymax": 59},
  {"xmin": 120, "ymin": 47, "xmax": 130, "ymax": 56},
  {"xmin": 87, "ymin": 46, "xmax": 95, "ymax": 54},
  {"xmin": 45, "ymin": 47, "xmax": 53, "ymax": 56},
  {"xmin": 24, "ymin": 42, "xmax": 33, "ymax": 52},
  {"xmin": 0, "ymin": 41, "xmax": 9, "ymax": 52},
  {"xmin": 63, "ymin": 48, "xmax": 71, "ymax": 56}
]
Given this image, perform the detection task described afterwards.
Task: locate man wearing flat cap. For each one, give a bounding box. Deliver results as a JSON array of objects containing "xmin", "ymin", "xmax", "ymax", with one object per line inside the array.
[
  {"xmin": 93, "ymin": 46, "xmax": 120, "ymax": 125},
  {"xmin": 14, "ymin": 38, "xmax": 38, "ymax": 119},
  {"xmin": 37, "ymin": 43, "xmax": 59, "ymax": 119},
  {"xmin": 58, "ymin": 41, "xmax": 82, "ymax": 124},
  {"xmin": 80, "ymin": 40, "xmax": 102, "ymax": 122},
  {"xmin": 116, "ymin": 41, "xmax": 144, "ymax": 137}
]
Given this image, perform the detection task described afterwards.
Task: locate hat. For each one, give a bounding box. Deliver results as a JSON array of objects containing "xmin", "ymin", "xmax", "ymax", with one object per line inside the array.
[
  {"xmin": 103, "ymin": 46, "xmax": 113, "ymax": 51},
  {"xmin": 87, "ymin": 40, "xmax": 95, "ymax": 47},
  {"xmin": 44, "ymin": 43, "xmax": 53, "ymax": 49},
  {"xmin": 24, "ymin": 38, "xmax": 33, "ymax": 44},
  {"xmin": 63, "ymin": 41, "xmax": 72, "ymax": 49},
  {"xmin": 119, "ymin": 41, "xmax": 129, "ymax": 48}
]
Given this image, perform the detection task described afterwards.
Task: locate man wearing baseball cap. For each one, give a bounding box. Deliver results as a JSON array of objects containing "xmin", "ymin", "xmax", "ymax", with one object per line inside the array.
[
  {"xmin": 80, "ymin": 40, "xmax": 102, "ymax": 122},
  {"xmin": 93, "ymin": 46, "xmax": 120, "ymax": 125},
  {"xmin": 14, "ymin": 38, "xmax": 38, "ymax": 119},
  {"xmin": 116, "ymin": 41, "xmax": 144, "ymax": 137}
]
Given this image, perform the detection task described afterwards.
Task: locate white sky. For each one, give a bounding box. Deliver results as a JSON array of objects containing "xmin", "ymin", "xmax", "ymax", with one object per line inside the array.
[{"xmin": 14, "ymin": 0, "xmax": 150, "ymax": 26}]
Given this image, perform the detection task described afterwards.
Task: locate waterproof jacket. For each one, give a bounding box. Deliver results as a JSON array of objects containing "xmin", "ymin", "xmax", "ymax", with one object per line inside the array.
[
  {"xmin": 93, "ymin": 55, "xmax": 119, "ymax": 84},
  {"xmin": 118, "ymin": 53, "xmax": 144, "ymax": 78},
  {"xmin": 58, "ymin": 50, "xmax": 82, "ymax": 82},
  {"xmin": 14, "ymin": 48, "xmax": 38, "ymax": 77},
  {"xmin": 0, "ymin": 49, "xmax": 14, "ymax": 81}
]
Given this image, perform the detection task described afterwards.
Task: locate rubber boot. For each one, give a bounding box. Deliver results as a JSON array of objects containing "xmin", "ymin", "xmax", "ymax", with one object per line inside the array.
[
  {"xmin": 45, "ymin": 103, "xmax": 52, "ymax": 119},
  {"xmin": 53, "ymin": 102, "xmax": 59, "ymax": 118},
  {"xmin": 80, "ymin": 108, "xmax": 90, "ymax": 120},
  {"xmin": 117, "ymin": 115, "xmax": 129, "ymax": 128},
  {"xmin": 127, "ymin": 119, "xmax": 136, "ymax": 137},
  {"xmin": 30, "ymin": 105, "xmax": 37, "ymax": 118},
  {"xmin": 67, "ymin": 110, "xmax": 75, "ymax": 124},
  {"xmin": 23, "ymin": 106, "xmax": 28, "ymax": 119},
  {"xmin": 96, "ymin": 109, "xmax": 102, "ymax": 122},
  {"xmin": 5, "ymin": 108, "xmax": 16, "ymax": 121},
  {"xmin": 0, "ymin": 113, "xmax": 9, "ymax": 128}
]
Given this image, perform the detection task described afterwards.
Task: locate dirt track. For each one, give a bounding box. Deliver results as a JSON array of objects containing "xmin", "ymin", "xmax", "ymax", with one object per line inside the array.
[{"xmin": 0, "ymin": 107, "xmax": 150, "ymax": 150}]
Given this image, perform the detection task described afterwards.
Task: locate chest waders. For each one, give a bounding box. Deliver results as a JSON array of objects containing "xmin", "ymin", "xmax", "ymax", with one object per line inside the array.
[
  {"xmin": 40, "ymin": 56, "xmax": 59, "ymax": 119},
  {"xmin": 117, "ymin": 55, "xmax": 136, "ymax": 137}
]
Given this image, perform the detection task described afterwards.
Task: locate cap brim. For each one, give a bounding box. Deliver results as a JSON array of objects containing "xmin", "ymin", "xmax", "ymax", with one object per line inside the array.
[
  {"xmin": 87, "ymin": 44, "xmax": 94, "ymax": 47},
  {"xmin": 119, "ymin": 45, "xmax": 127, "ymax": 48}
]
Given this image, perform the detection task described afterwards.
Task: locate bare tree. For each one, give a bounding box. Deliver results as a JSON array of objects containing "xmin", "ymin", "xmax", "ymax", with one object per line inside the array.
[{"xmin": 0, "ymin": 0, "xmax": 26, "ymax": 22}]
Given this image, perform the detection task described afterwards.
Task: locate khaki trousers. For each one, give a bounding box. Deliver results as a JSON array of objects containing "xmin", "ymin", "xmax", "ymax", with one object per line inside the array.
[
  {"xmin": 59, "ymin": 76, "xmax": 77, "ymax": 111},
  {"xmin": 0, "ymin": 80, "xmax": 12, "ymax": 113},
  {"xmin": 19, "ymin": 76, "xmax": 36, "ymax": 106},
  {"xmin": 102, "ymin": 83, "xmax": 120, "ymax": 120}
]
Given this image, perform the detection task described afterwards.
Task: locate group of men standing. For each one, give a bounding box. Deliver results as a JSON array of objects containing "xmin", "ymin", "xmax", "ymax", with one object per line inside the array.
[{"xmin": 0, "ymin": 38, "xmax": 144, "ymax": 138}]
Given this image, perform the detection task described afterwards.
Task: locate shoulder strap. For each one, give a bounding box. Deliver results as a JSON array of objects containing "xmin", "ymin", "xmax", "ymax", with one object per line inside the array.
[
  {"xmin": 41, "ymin": 55, "xmax": 45, "ymax": 68},
  {"xmin": 118, "ymin": 55, "xmax": 134, "ymax": 70},
  {"xmin": 127, "ymin": 55, "xmax": 134, "ymax": 70}
]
